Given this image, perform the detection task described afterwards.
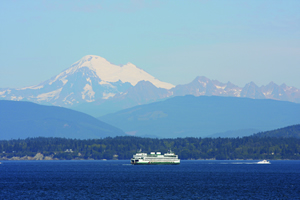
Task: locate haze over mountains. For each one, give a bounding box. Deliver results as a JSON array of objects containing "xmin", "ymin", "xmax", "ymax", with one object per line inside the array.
[
  {"xmin": 0, "ymin": 55, "xmax": 299, "ymax": 117},
  {"xmin": 100, "ymin": 96, "xmax": 300, "ymax": 138},
  {"xmin": 0, "ymin": 100, "xmax": 125, "ymax": 140}
]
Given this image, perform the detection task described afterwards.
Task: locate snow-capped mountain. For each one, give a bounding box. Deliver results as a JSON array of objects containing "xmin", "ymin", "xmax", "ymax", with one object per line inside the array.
[
  {"xmin": 72, "ymin": 76, "xmax": 300, "ymax": 117},
  {"xmin": 171, "ymin": 76, "xmax": 300, "ymax": 103},
  {"xmin": 0, "ymin": 55, "xmax": 300, "ymax": 117},
  {"xmin": 0, "ymin": 55, "xmax": 174, "ymax": 107},
  {"xmin": 171, "ymin": 76, "xmax": 242, "ymax": 97},
  {"xmin": 50, "ymin": 55, "xmax": 174, "ymax": 89}
]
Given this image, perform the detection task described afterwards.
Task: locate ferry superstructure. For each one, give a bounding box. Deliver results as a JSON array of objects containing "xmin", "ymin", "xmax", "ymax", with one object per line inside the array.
[{"xmin": 131, "ymin": 151, "xmax": 180, "ymax": 165}]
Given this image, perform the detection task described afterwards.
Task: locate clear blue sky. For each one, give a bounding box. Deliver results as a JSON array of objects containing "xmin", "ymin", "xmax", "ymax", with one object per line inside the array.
[{"xmin": 1, "ymin": 0, "xmax": 299, "ymax": 88}]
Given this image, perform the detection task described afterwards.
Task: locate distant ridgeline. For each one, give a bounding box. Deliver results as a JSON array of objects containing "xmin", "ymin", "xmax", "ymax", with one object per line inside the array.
[
  {"xmin": 1, "ymin": 126, "xmax": 300, "ymax": 160},
  {"xmin": 253, "ymin": 124, "xmax": 300, "ymax": 138},
  {"xmin": 0, "ymin": 100, "xmax": 125, "ymax": 140},
  {"xmin": 100, "ymin": 95, "xmax": 300, "ymax": 138}
]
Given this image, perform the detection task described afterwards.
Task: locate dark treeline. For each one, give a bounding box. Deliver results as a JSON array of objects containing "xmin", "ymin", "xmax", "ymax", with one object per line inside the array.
[
  {"xmin": 0, "ymin": 136, "xmax": 300, "ymax": 160},
  {"xmin": 254, "ymin": 124, "xmax": 300, "ymax": 138}
]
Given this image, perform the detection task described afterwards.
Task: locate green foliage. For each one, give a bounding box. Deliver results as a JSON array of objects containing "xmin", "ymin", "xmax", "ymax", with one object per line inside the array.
[
  {"xmin": 254, "ymin": 124, "xmax": 300, "ymax": 138},
  {"xmin": 0, "ymin": 136, "xmax": 299, "ymax": 160}
]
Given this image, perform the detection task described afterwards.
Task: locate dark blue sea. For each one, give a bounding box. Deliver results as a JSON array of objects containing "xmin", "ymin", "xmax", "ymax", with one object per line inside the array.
[{"xmin": 0, "ymin": 160, "xmax": 299, "ymax": 199}]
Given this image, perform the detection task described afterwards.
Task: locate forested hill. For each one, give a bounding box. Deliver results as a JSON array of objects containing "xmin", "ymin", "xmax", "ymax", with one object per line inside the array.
[
  {"xmin": 1, "ymin": 136, "xmax": 299, "ymax": 160},
  {"xmin": 254, "ymin": 124, "xmax": 300, "ymax": 138}
]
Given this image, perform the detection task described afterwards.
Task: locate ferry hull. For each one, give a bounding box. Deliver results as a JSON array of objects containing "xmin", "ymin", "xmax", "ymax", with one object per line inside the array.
[{"xmin": 132, "ymin": 162, "xmax": 180, "ymax": 165}]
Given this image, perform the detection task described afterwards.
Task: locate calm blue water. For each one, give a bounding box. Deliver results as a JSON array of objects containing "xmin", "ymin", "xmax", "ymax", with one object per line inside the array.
[{"xmin": 0, "ymin": 160, "xmax": 299, "ymax": 199}]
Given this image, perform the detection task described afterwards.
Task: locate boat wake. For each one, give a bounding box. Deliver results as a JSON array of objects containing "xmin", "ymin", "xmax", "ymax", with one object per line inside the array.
[
  {"xmin": 219, "ymin": 162, "xmax": 258, "ymax": 165},
  {"xmin": 207, "ymin": 162, "xmax": 264, "ymax": 165}
]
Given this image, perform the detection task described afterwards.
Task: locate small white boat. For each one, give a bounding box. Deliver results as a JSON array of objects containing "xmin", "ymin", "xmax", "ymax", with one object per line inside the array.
[{"xmin": 257, "ymin": 160, "xmax": 270, "ymax": 164}]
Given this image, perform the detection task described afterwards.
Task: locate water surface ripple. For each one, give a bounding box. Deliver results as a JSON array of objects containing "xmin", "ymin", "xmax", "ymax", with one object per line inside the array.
[{"xmin": 0, "ymin": 160, "xmax": 299, "ymax": 199}]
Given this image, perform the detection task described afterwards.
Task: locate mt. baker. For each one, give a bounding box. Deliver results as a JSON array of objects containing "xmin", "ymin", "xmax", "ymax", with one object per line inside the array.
[
  {"xmin": 0, "ymin": 55, "xmax": 174, "ymax": 107},
  {"xmin": 55, "ymin": 55, "xmax": 174, "ymax": 89}
]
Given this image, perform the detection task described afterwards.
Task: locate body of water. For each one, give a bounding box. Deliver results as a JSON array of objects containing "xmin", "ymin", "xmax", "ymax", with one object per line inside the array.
[{"xmin": 0, "ymin": 160, "xmax": 299, "ymax": 199}]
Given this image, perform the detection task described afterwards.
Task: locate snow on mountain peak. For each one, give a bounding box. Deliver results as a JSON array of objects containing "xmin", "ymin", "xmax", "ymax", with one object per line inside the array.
[
  {"xmin": 63, "ymin": 55, "xmax": 175, "ymax": 89},
  {"xmin": 77, "ymin": 55, "xmax": 110, "ymax": 66}
]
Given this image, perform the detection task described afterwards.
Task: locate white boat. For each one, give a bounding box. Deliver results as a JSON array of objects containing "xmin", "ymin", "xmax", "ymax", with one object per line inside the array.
[
  {"xmin": 257, "ymin": 160, "xmax": 270, "ymax": 164},
  {"xmin": 131, "ymin": 150, "xmax": 180, "ymax": 165}
]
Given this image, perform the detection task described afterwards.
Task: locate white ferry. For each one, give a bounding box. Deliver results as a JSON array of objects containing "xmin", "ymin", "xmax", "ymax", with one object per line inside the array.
[{"xmin": 131, "ymin": 150, "xmax": 180, "ymax": 165}]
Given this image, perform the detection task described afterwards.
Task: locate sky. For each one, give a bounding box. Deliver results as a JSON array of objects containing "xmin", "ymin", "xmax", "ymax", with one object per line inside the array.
[{"xmin": 1, "ymin": 0, "xmax": 300, "ymax": 88}]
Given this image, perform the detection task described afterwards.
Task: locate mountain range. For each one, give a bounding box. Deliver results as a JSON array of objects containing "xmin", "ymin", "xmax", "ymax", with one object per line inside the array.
[
  {"xmin": 0, "ymin": 55, "xmax": 300, "ymax": 117},
  {"xmin": 0, "ymin": 100, "xmax": 125, "ymax": 140},
  {"xmin": 99, "ymin": 95, "xmax": 300, "ymax": 138}
]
